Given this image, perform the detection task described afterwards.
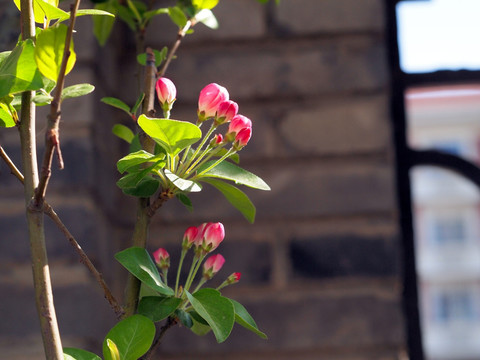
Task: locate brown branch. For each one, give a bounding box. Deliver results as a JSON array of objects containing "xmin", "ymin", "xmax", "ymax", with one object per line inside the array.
[
  {"xmin": 43, "ymin": 204, "xmax": 125, "ymax": 319},
  {"xmin": 0, "ymin": 145, "xmax": 124, "ymax": 319},
  {"xmin": 141, "ymin": 317, "xmax": 178, "ymax": 360},
  {"xmin": 34, "ymin": 0, "xmax": 81, "ymax": 207},
  {"xmin": 147, "ymin": 188, "xmax": 174, "ymax": 217},
  {"xmin": 158, "ymin": 20, "xmax": 191, "ymax": 77}
]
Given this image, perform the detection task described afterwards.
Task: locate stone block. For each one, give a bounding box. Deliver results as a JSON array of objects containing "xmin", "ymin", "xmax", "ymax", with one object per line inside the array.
[
  {"xmin": 145, "ymin": 0, "xmax": 267, "ymax": 46},
  {"xmin": 168, "ymin": 36, "xmax": 387, "ymax": 102},
  {"xmin": 279, "ymin": 95, "xmax": 391, "ymax": 156},
  {"xmin": 290, "ymin": 234, "xmax": 399, "ymax": 279},
  {"xmin": 275, "ymin": 0, "xmax": 384, "ymax": 34}
]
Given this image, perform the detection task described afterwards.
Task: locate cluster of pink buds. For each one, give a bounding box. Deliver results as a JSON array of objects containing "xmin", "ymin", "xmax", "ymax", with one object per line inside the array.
[
  {"xmin": 153, "ymin": 222, "xmax": 241, "ymax": 296},
  {"xmin": 197, "ymin": 83, "xmax": 253, "ymax": 149}
]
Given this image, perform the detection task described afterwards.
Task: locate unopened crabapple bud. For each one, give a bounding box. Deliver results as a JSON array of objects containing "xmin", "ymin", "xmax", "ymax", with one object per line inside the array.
[
  {"xmin": 153, "ymin": 248, "xmax": 170, "ymax": 270},
  {"xmin": 156, "ymin": 77, "xmax": 176, "ymax": 112},
  {"xmin": 215, "ymin": 100, "xmax": 238, "ymax": 125},
  {"xmin": 203, "ymin": 254, "xmax": 225, "ymax": 280},
  {"xmin": 197, "ymin": 83, "xmax": 229, "ymax": 123}
]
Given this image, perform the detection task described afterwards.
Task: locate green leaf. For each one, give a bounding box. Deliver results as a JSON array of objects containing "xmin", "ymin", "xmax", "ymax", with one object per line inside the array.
[
  {"xmin": 143, "ymin": 7, "xmax": 169, "ymax": 23},
  {"xmin": 175, "ymin": 309, "xmax": 193, "ymax": 328},
  {"xmin": 136, "ymin": 48, "xmax": 167, "ymax": 67},
  {"xmin": 230, "ymin": 299, "xmax": 267, "ymax": 339},
  {"xmin": 138, "ymin": 296, "xmax": 182, "ymax": 322},
  {"xmin": 56, "ymin": 8, "xmax": 115, "ymax": 23},
  {"xmin": 122, "ymin": 176, "xmax": 160, "ymax": 197},
  {"xmin": 102, "ymin": 315, "xmax": 155, "ymax": 360},
  {"xmin": 115, "ymin": 3, "xmax": 137, "ymax": 31},
  {"xmin": 194, "ymin": 9, "xmax": 218, "ymax": 29},
  {"xmin": 0, "ymin": 40, "xmax": 44, "ymax": 98},
  {"xmin": 197, "ymin": 160, "xmax": 270, "ymax": 190},
  {"xmin": 168, "ymin": 6, "xmax": 188, "ymax": 28},
  {"xmin": 189, "ymin": 312, "xmax": 211, "ymax": 336},
  {"xmin": 32, "ymin": 93, "xmax": 53, "ymax": 105},
  {"xmin": 61, "ymin": 83, "xmax": 95, "ymax": 100},
  {"xmin": 93, "ymin": 2, "xmax": 117, "ymax": 46},
  {"xmin": 0, "ymin": 103, "xmax": 16, "ymax": 128},
  {"xmin": 105, "ymin": 340, "xmax": 120, "ymax": 360},
  {"xmin": 131, "ymin": 92, "xmax": 145, "ymax": 115},
  {"xmin": 117, "ymin": 150, "xmax": 161, "ymax": 173},
  {"xmin": 35, "ymin": 24, "xmax": 76, "ymax": 81},
  {"xmin": 165, "ymin": 169, "xmax": 202, "ymax": 192},
  {"xmin": 176, "ymin": 193, "xmax": 193, "ymax": 212},
  {"xmin": 138, "ymin": 115, "xmax": 202, "ymax": 156},
  {"xmin": 112, "ymin": 124, "xmax": 134, "ymax": 144},
  {"xmin": 186, "ymin": 289, "xmax": 235, "ymax": 343},
  {"xmin": 192, "ymin": 0, "xmax": 219, "ymax": 10},
  {"xmin": 101, "ymin": 97, "xmax": 131, "ymax": 115},
  {"xmin": 115, "ymin": 247, "xmax": 174, "ymax": 296},
  {"xmin": 63, "ymin": 348, "xmax": 102, "ymax": 360},
  {"xmin": 0, "ymin": 51, "xmax": 11, "ymax": 64},
  {"xmin": 200, "ymin": 178, "xmax": 256, "ymax": 223}
]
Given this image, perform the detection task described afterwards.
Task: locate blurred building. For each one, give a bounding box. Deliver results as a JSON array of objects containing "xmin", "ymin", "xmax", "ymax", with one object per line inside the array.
[{"xmin": 408, "ymin": 85, "xmax": 480, "ymax": 360}]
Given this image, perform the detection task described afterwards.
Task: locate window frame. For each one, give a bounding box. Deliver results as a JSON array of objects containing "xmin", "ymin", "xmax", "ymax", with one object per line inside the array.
[{"xmin": 386, "ymin": 0, "xmax": 480, "ymax": 359}]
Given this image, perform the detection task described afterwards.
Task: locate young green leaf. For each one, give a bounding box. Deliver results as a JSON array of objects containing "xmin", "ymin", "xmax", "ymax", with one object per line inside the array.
[
  {"xmin": 13, "ymin": 0, "xmax": 69, "ymax": 24},
  {"xmin": 138, "ymin": 296, "xmax": 182, "ymax": 322},
  {"xmin": 101, "ymin": 97, "xmax": 131, "ymax": 115},
  {"xmin": 138, "ymin": 115, "xmax": 202, "ymax": 156},
  {"xmin": 61, "ymin": 83, "xmax": 95, "ymax": 100},
  {"xmin": 176, "ymin": 193, "xmax": 194, "ymax": 212},
  {"xmin": 112, "ymin": 124, "xmax": 135, "ymax": 144},
  {"xmin": 122, "ymin": 176, "xmax": 160, "ymax": 197},
  {"xmin": 165, "ymin": 169, "xmax": 202, "ymax": 192},
  {"xmin": 105, "ymin": 340, "xmax": 120, "ymax": 360},
  {"xmin": 116, "ymin": 164, "xmax": 159, "ymax": 189},
  {"xmin": 55, "ymin": 8, "xmax": 115, "ymax": 23},
  {"xmin": 117, "ymin": 150, "xmax": 161, "ymax": 173},
  {"xmin": 200, "ymin": 178, "xmax": 256, "ymax": 223},
  {"xmin": 192, "ymin": 0, "xmax": 219, "ymax": 10},
  {"xmin": 137, "ymin": 48, "xmax": 167, "ymax": 67},
  {"xmin": 143, "ymin": 7, "xmax": 169, "ymax": 23},
  {"xmin": 230, "ymin": 299, "xmax": 267, "ymax": 339},
  {"xmin": 131, "ymin": 92, "xmax": 145, "ymax": 115},
  {"xmin": 189, "ymin": 313, "xmax": 211, "ymax": 336},
  {"xmin": 197, "ymin": 160, "xmax": 270, "ymax": 190},
  {"xmin": 175, "ymin": 309, "xmax": 193, "ymax": 328},
  {"xmin": 168, "ymin": 6, "xmax": 188, "ymax": 28},
  {"xmin": 63, "ymin": 348, "xmax": 102, "ymax": 360},
  {"xmin": 93, "ymin": 1, "xmax": 117, "ymax": 46},
  {"xmin": 35, "ymin": 24, "xmax": 76, "ymax": 81},
  {"xmin": 186, "ymin": 289, "xmax": 235, "ymax": 343},
  {"xmin": 102, "ymin": 315, "xmax": 155, "ymax": 360},
  {"xmin": 0, "ymin": 103, "xmax": 16, "ymax": 128},
  {"xmin": 0, "ymin": 40, "xmax": 44, "ymax": 98},
  {"xmin": 115, "ymin": 247, "xmax": 174, "ymax": 296}
]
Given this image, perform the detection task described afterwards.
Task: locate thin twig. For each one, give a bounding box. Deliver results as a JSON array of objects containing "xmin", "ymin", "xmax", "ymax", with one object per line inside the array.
[
  {"xmin": 141, "ymin": 317, "xmax": 178, "ymax": 360},
  {"xmin": 158, "ymin": 20, "xmax": 191, "ymax": 77},
  {"xmin": 34, "ymin": 0, "xmax": 81, "ymax": 207},
  {"xmin": 147, "ymin": 188, "xmax": 174, "ymax": 217},
  {"xmin": 0, "ymin": 145, "xmax": 124, "ymax": 319}
]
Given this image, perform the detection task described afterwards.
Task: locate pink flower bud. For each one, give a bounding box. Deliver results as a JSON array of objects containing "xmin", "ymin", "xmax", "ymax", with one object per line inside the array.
[
  {"xmin": 227, "ymin": 272, "xmax": 241, "ymax": 284},
  {"xmin": 203, "ymin": 254, "xmax": 225, "ymax": 279},
  {"xmin": 215, "ymin": 100, "xmax": 238, "ymax": 125},
  {"xmin": 203, "ymin": 222, "xmax": 225, "ymax": 252},
  {"xmin": 209, "ymin": 134, "xmax": 223, "ymax": 148},
  {"xmin": 197, "ymin": 83, "xmax": 229, "ymax": 122},
  {"xmin": 182, "ymin": 226, "xmax": 198, "ymax": 250},
  {"xmin": 153, "ymin": 248, "xmax": 170, "ymax": 270},
  {"xmin": 156, "ymin": 77, "xmax": 176, "ymax": 108},
  {"xmin": 234, "ymin": 127, "xmax": 252, "ymax": 150},
  {"xmin": 193, "ymin": 223, "xmax": 209, "ymax": 248},
  {"xmin": 226, "ymin": 114, "xmax": 252, "ymax": 142}
]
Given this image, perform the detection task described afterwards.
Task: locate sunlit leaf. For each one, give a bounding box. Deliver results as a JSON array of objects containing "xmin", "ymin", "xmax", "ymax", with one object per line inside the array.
[
  {"xmin": 35, "ymin": 24, "xmax": 76, "ymax": 81},
  {"xmin": 112, "ymin": 124, "xmax": 134, "ymax": 144},
  {"xmin": 102, "ymin": 315, "xmax": 155, "ymax": 360},
  {"xmin": 63, "ymin": 347, "xmax": 102, "ymax": 360},
  {"xmin": 61, "ymin": 83, "xmax": 94, "ymax": 100}
]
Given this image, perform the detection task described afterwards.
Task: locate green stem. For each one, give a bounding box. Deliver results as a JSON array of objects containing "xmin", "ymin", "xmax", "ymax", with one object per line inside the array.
[
  {"xmin": 175, "ymin": 250, "xmax": 187, "ymax": 296},
  {"xmin": 195, "ymin": 148, "xmax": 236, "ymax": 177},
  {"xmin": 184, "ymin": 253, "xmax": 206, "ymax": 294},
  {"xmin": 192, "ymin": 278, "xmax": 207, "ymax": 293},
  {"xmin": 180, "ymin": 124, "xmax": 216, "ymax": 176}
]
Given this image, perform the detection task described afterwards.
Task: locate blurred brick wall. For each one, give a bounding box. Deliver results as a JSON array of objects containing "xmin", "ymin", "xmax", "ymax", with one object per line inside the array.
[{"xmin": 0, "ymin": 0, "xmax": 407, "ymax": 359}]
